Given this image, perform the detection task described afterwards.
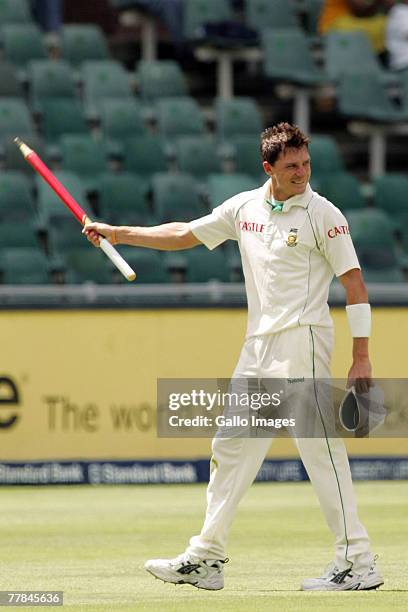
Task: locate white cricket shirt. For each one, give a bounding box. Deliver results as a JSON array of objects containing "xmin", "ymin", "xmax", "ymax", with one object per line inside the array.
[{"xmin": 190, "ymin": 181, "xmax": 360, "ymax": 338}]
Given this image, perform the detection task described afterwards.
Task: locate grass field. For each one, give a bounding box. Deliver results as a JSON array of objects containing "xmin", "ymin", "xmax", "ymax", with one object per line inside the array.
[{"xmin": 0, "ymin": 482, "xmax": 407, "ymax": 611}]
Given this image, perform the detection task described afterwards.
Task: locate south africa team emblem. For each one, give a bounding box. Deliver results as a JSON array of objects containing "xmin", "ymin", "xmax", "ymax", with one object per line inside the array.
[{"xmin": 286, "ymin": 228, "xmax": 298, "ymax": 247}]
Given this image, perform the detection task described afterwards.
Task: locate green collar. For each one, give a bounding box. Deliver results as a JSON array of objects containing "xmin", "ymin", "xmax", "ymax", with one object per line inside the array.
[{"xmin": 266, "ymin": 198, "xmax": 284, "ymax": 212}]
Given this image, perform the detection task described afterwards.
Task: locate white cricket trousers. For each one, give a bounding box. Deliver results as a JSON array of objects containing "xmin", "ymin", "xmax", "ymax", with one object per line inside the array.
[{"xmin": 185, "ymin": 325, "xmax": 372, "ymax": 572}]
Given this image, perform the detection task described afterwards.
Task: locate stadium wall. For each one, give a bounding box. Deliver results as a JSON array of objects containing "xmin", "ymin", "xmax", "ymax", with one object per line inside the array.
[{"xmin": 0, "ymin": 308, "xmax": 407, "ymax": 484}]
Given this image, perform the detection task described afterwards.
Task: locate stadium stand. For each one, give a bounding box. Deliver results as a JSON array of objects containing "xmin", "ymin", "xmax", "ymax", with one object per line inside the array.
[
  {"xmin": 0, "ymin": 220, "xmax": 39, "ymax": 249},
  {"xmin": 0, "ymin": 23, "xmax": 47, "ymax": 68},
  {"xmin": 61, "ymin": 247, "xmax": 115, "ymax": 284},
  {"xmin": 61, "ymin": 24, "xmax": 110, "ymax": 66},
  {"xmin": 97, "ymin": 173, "xmax": 150, "ymax": 225},
  {"xmin": 244, "ymin": 0, "xmax": 300, "ymax": 33},
  {"xmin": 261, "ymin": 28, "xmax": 330, "ymax": 132},
  {"xmin": 114, "ymin": 248, "xmax": 168, "ymax": 283},
  {"xmin": 155, "ymin": 96, "xmax": 206, "ymax": 138},
  {"xmin": 174, "ymin": 137, "xmax": 222, "ymax": 178},
  {"xmin": 184, "ymin": 246, "xmax": 231, "ymax": 283},
  {"xmin": 59, "ymin": 135, "xmax": 108, "ymax": 192},
  {"xmin": 325, "ymin": 31, "xmax": 399, "ymax": 86},
  {"xmin": 373, "ymin": 173, "xmax": 408, "ymax": 218},
  {"xmin": 345, "ymin": 209, "xmax": 405, "ymax": 282},
  {"xmin": 136, "ymin": 60, "xmax": 188, "ymax": 101},
  {"xmin": 215, "ymin": 97, "xmax": 263, "ymax": 139},
  {"xmin": 81, "ymin": 60, "xmax": 134, "ymax": 116},
  {"xmin": 123, "ymin": 135, "xmax": 168, "ymax": 186},
  {"xmin": 152, "ymin": 172, "xmax": 206, "ymax": 223},
  {"xmin": 0, "ymin": 0, "xmax": 405, "ymax": 289},
  {"xmin": 28, "ymin": 59, "xmax": 77, "ymax": 112},
  {"xmin": 227, "ymin": 135, "xmax": 264, "ymax": 179},
  {"xmin": 0, "ymin": 62, "xmax": 24, "ymax": 97},
  {"xmin": 317, "ymin": 172, "xmax": 366, "ymax": 210},
  {"xmin": 0, "ymin": 0, "xmax": 32, "ymax": 24},
  {"xmin": 183, "ymin": 0, "xmax": 232, "ymax": 42},
  {"xmin": 0, "ymin": 99, "xmax": 34, "ymax": 140},
  {"xmin": 308, "ymin": 135, "xmax": 345, "ymax": 178},
  {"xmin": 0, "ymin": 171, "xmax": 35, "ymax": 221},
  {"xmin": 206, "ymin": 174, "xmax": 258, "ymax": 209},
  {"xmin": 3, "ymin": 134, "xmax": 47, "ymax": 175},
  {"xmin": 0, "ymin": 247, "xmax": 50, "ymax": 284},
  {"xmin": 40, "ymin": 99, "xmax": 89, "ymax": 145}
]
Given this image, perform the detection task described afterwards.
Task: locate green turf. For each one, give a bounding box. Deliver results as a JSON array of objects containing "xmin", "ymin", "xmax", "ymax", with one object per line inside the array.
[{"xmin": 0, "ymin": 482, "xmax": 406, "ymax": 610}]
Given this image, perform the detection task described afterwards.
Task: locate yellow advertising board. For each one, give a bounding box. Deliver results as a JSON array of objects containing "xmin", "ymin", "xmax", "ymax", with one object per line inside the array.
[{"xmin": 0, "ymin": 308, "xmax": 407, "ymax": 466}]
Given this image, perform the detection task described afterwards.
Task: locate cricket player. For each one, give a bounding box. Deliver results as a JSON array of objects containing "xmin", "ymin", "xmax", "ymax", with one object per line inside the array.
[{"xmin": 84, "ymin": 123, "xmax": 383, "ymax": 591}]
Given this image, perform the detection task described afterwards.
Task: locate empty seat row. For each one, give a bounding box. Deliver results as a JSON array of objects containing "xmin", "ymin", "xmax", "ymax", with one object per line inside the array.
[
  {"xmin": 1, "ymin": 161, "xmax": 408, "ymax": 228},
  {"xmin": 0, "ymin": 243, "xmax": 242, "ymax": 285},
  {"xmin": 0, "ymin": 23, "xmax": 110, "ymax": 68}
]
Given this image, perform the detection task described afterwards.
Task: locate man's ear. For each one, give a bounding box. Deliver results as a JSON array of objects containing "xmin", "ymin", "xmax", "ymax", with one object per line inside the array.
[{"xmin": 263, "ymin": 161, "xmax": 273, "ymax": 176}]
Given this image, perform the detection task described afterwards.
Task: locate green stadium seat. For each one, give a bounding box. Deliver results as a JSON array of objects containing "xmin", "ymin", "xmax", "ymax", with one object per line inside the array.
[
  {"xmin": 61, "ymin": 24, "xmax": 109, "ymax": 67},
  {"xmin": 245, "ymin": 0, "xmax": 300, "ymax": 32},
  {"xmin": 345, "ymin": 209, "xmax": 403, "ymax": 281},
  {"xmin": 47, "ymin": 223, "xmax": 90, "ymax": 256},
  {"xmin": 0, "ymin": 247, "xmax": 50, "ymax": 284},
  {"xmin": 0, "ymin": 61, "xmax": 23, "ymax": 96},
  {"xmin": 183, "ymin": 0, "xmax": 232, "ymax": 41},
  {"xmin": 309, "ymin": 135, "xmax": 345, "ymax": 178},
  {"xmin": 1, "ymin": 24, "xmax": 47, "ymax": 67},
  {"xmin": 262, "ymin": 28, "xmax": 329, "ymax": 132},
  {"xmin": 156, "ymin": 97, "xmax": 206, "ymax": 138},
  {"xmin": 123, "ymin": 135, "xmax": 168, "ymax": 181},
  {"xmin": 325, "ymin": 31, "xmax": 398, "ymax": 86},
  {"xmin": 302, "ymin": 0, "xmax": 324, "ymax": 35},
  {"xmin": 174, "ymin": 137, "xmax": 221, "ymax": 177},
  {"xmin": 81, "ymin": 60, "xmax": 133, "ymax": 115},
  {"xmin": 362, "ymin": 268, "xmax": 405, "ymax": 283},
  {"xmin": 338, "ymin": 71, "xmax": 405, "ymax": 122},
  {"xmin": 28, "ymin": 60, "xmax": 77, "ymax": 111},
  {"xmin": 136, "ymin": 60, "xmax": 188, "ymax": 101},
  {"xmin": 114, "ymin": 248, "xmax": 168, "ymax": 283},
  {"xmin": 99, "ymin": 99, "xmax": 147, "ymax": 145},
  {"xmin": 185, "ymin": 246, "xmax": 230, "ymax": 282},
  {"xmin": 62, "ymin": 247, "xmax": 114, "ymax": 284},
  {"xmin": 35, "ymin": 170, "xmax": 88, "ymax": 226},
  {"xmin": 59, "ymin": 135, "xmax": 107, "ymax": 192},
  {"xmin": 262, "ymin": 28, "xmax": 327, "ymax": 85},
  {"xmin": 0, "ymin": 0, "xmax": 31, "ymax": 24},
  {"xmin": 98, "ymin": 173, "xmax": 150, "ymax": 225},
  {"xmin": 207, "ymin": 173, "xmax": 258, "ymax": 208},
  {"xmin": 152, "ymin": 173, "xmax": 206, "ymax": 223},
  {"xmin": 3, "ymin": 134, "xmax": 45, "ymax": 175},
  {"xmin": 0, "ymin": 221, "xmax": 38, "ymax": 249},
  {"xmin": 215, "ymin": 97, "xmax": 263, "ymax": 139},
  {"xmin": 0, "ymin": 171, "xmax": 35, "ymax": 221},
  {"xmin": 41, "ymin": 99, "xmax": 88, "ymax": 145},
  {"xmin": 0, "ymin": 98, "xmax": 34, "ymax": 140},
  {"xmin": 373, "ymin": 173, "xmax": 408, "ymax": 215},
  {"xmin": 228, "ymin": 136, "xmax": 262, "ymax": 178},
  {"xmin": 316, "ymin": 172, "xmax": 366, "ymax": 210}
]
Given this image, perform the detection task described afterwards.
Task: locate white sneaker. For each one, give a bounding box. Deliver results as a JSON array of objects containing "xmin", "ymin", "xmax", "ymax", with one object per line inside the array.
[
  {"xmin": 301, "ymin": 557, "xmax": 384, "ymax": 591},
  {"xmin": 144, "ymin": 553, "xmax": 228, "ymax": 590}
]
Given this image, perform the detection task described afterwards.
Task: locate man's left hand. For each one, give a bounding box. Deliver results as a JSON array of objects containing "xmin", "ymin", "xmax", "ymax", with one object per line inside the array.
[{"xmin": 347, "ymin": 357, "xmax": 372, "ymax": 394}]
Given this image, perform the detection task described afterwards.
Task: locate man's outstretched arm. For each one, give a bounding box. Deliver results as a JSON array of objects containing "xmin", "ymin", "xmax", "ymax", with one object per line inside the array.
[{"xmin": 83, "ymin": 221, "xmax": 201, "ymax": 251}]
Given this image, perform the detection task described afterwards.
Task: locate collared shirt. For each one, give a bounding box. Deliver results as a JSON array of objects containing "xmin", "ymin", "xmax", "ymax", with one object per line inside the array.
[{"xmin": 190, "ymin": 180, "xmax": 360, "ymax": 338}]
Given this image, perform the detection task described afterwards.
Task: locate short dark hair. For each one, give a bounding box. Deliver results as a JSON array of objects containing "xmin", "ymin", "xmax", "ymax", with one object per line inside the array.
[{"xmin": 260, "ymin": 122, "xmax": 310, "ymax": 165}]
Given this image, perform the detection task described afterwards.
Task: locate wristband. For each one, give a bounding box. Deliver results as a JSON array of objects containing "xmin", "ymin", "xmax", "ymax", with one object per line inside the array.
[{"xmin": 346, "ymin": 303, "xmax": 371, "ymax": 338}]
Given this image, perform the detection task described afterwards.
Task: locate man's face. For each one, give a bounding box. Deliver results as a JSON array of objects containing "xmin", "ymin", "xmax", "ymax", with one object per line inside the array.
[{"xmin": 263, "ymin": 146, "xmax": 311, "ymax": 201}]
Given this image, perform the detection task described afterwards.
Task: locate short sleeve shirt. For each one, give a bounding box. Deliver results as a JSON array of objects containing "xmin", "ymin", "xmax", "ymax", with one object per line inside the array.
[{"xmin": 190, "ymin": 182, "xmax": 360, "ymax": 337}]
